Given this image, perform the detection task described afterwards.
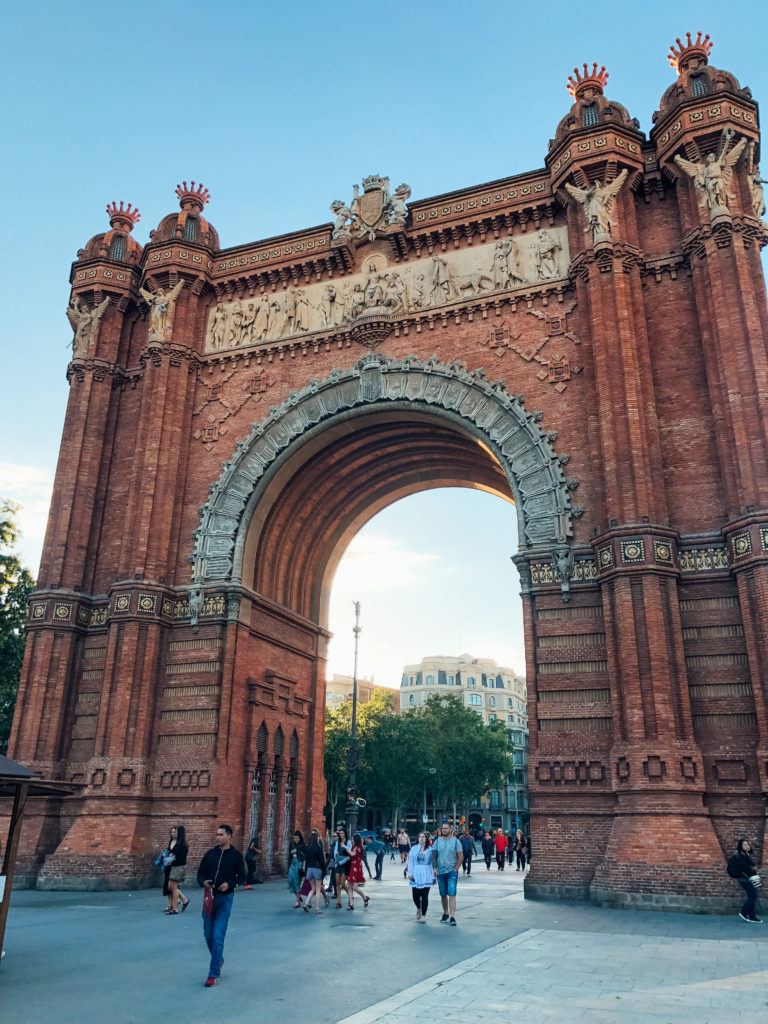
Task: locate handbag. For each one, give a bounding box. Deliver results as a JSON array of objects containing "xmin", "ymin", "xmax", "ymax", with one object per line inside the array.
[
  {"xmin": 749, "ymin": 874, "xmax": 762, "ymax": 888},
  {"xmin": 162, "ymin": 853, "xmax": 176, "ymax": 870},
  {"xmin": 154, "ymin": 848, "xmax": 170, "ymax": 868},
  {"xmin": 203, "ymin": 887, "xmax": 215, "ymax": 917}
]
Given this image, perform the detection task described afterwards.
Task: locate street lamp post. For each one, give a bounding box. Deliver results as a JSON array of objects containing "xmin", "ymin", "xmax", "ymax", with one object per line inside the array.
[{"xmin": 345, "ymin": 601, "xmax": 362, "ymax": 837}]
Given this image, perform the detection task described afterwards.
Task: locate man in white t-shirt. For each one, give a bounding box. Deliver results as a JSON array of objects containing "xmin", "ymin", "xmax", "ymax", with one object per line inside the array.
[{"xmin": 432, "ymin": 823, "xmax": 463, "ymax": 926}]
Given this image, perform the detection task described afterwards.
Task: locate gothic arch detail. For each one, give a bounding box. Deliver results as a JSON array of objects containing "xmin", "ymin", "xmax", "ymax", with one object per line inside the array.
[{"xmin": 193, "ymin": 354, "xmax": 580, "ymax": 586}]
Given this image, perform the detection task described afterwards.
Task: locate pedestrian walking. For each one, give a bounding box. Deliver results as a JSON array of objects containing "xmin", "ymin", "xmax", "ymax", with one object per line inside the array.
[
  {"xmin": 196, "ymin": 824, "xmax": 246, "ymax": 987},
  {"xmin": 367, "ymin": 835, "xmax": 386, "ymax": 880},
  {"xmin": 434, "ymin": 822, "xmax": 463, "ymax": 926},
  {"xmin": 406, "ymin": 831, "xmax": 435, "ymax": 922},
  {"xmin": 727, "ymin": 838, "xmax": 763, "ymax": 923},
  {"xmin": 460, "ymin": 829, "xmax": 474, "ymax": 877},
  {"xmin": 243, "ymin": 834, "xmax": 262, "ymax": 888},
  {"xmin": 506, "ymin": 831, "xmax": 516, "ymax": 866},
  {"xmin": 287, "ymin": 830, "xmax": 306, "ymax": 909},
  {"xmin": 481, "ymin": 831, "xmax": 494, "ymax": 870},
  {"xmin": 362, "ymin": 837, "xmax": 374, "ymax": 879},
  {"xmin": 302, "ymin": 830, "xmax": 328, "ymax": 914},
  {"xmin": 159, "ymin": 826, "xmax": 190, "ymax": 914},
  {"xmin": 346, "ymin": 833, "xmax": 370, "ymax": 910},
  {"xmin": 330, "ymin": 827, "xmax": 351, "ymax": 908},
  {"xmin": 514, "ymin": 829, "xmax": 527, "ymax": 871},
  {"xmin": 397, "ymin": 828, "xmax": 410, "ymax": 865},
  {"xmin": 494, "ymin": 828, "xmax": 508, "ymax": 870}
]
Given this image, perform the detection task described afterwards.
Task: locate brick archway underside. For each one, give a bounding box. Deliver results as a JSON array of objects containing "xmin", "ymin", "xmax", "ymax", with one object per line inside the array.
[{"xmin": 194, "ymin": 355, "xmax": 579, "ymax": 620}]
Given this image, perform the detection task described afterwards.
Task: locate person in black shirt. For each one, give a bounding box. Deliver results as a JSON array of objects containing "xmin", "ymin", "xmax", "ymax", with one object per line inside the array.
[
  {"xmin": 196, "ymin": 824, "xmax": 246, "ymax": 986},
  {"xmin": 730, "ymin": 838, "xmax": 762, "ymax": 923}
]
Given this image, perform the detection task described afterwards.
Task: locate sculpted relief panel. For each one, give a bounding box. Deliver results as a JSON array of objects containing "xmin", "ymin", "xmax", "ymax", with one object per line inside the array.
[{"xmin": 204, "ymin": 227, "xmax": 569, "ymax": 355}]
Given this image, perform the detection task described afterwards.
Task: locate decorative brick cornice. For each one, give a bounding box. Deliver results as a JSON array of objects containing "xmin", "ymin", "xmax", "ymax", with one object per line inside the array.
[
  {"xmin": 569, "ymin": 241, "xmax": 643, "ymax": 280},
  {"xmin": 138, "ymin": 340, "xmax": 202, "ymax": 373},
  {"xmin": 652, "ymin": 91, "xmax": 758, "ymax": 167},
  {"xmin": 723, "ymin": 513, "xmax": 768, "ymax": 573},
  {"xmin": 680, "ymin": 216, "xmax": 768, "ymax": 261},
  {"xmin": 66, "ymin": 357, "xmax": 126, "ymax": 386}
]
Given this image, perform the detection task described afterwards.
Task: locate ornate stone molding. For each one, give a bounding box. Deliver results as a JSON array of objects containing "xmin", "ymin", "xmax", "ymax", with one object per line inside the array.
[{"xmin": 193, "ymin": 354, "xmax": 581, "ymax": 585}]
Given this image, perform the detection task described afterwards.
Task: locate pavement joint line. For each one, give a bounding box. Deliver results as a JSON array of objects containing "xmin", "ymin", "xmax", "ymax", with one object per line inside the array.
[{"xmin": 335, "ymin": 929, "xmax": 543, "ymax": 1024}]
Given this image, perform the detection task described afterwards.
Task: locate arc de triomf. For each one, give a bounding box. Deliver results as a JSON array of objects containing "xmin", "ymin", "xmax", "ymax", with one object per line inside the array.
[{"xmin": 11, "ymin": 34, "xmax": 768, "ymax": 910}]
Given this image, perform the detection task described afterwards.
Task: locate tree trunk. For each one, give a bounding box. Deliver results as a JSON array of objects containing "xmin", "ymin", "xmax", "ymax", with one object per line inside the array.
[{"xmin": 392, "ymin": 805, "xmax": 399, "ymax": 832}]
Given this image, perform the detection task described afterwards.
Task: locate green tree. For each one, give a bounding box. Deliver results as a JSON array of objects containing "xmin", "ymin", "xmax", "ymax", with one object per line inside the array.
[
  {"xmin": 362, "ymin": 711, "xmax": 427, "ymax": 832},
  {"xmin": 0, "ymin": 501, "xmax": 35, "ymax": 754},
  {"xmin": 417, "ymin": 693, "xmax": 509, "ymax": 825}
]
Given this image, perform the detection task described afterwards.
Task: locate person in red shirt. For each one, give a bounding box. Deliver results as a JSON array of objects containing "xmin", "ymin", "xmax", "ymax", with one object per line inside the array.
[{"xmin": 494, "ymin": 828, "xmax": 508, "ymax": 871}]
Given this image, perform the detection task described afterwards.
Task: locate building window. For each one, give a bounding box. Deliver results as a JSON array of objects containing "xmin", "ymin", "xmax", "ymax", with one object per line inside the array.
[
  {"xmin": 110, "ymin": 235, "xmax": 126, "ymax": 260},
  {"xmin": 490, "ymin": 790, "xmax": 501, "ymax": 808},
  {"xmin": 488, "ymin": 695, "xmax": 496, "ymax": 708},
  {"xmin": 415, "ymin": 674, "xmax": 422, "ymax": 685},
  {"xmin": 183, "ymin": 216, "xmax": 198, "ymax": 242},
  {"xmin": 508, "ymin": 715, "xmax": 514, "ymax": 725},
  {"xmin": 467, "ymin": 676, "xmax": 475, "ymax": 686},
  {"xmin": 469, "ymin": 693, "xmax": 482, "ymax": 706},
  {"xmin": 583, "ymin": 103, "xmax": 599, "ymax": 127},
  {"xmin": 426, "ymin": 675, "xmax": 434, "ymax": 685},
  {"xmin": 691, "ymin": 75, "xmax": 708, "ymax": 97},
  {"xmin": 489, "ymin": 712, "xmax": 497, "ymax": 721},
  {"xmin": 508, "ymin": 697, "xmax": 513, "ymax": 707},
  {"xmin": 409, "ymin": 694, "xmax": 415, "ymax": 705},
  {"xmin": 438, "ymin": 671, "xmax": 447, "ymax": 685},
  {"xmin": 496, "ymin": 676, "xmax": 504, "ymax": 688},
  {"xmin": 447, "ymin": 674, "xmax": 454, "ymax": 685}
]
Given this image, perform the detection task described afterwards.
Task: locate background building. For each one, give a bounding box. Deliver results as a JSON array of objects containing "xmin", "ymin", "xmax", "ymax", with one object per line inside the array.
[
  {"xmin": 326, "ymin": 674, "xmax": 398, "ymax": 710},
  {"xmin": 400, "ymin": 654, "xmax": 529, "ymax": 833}
]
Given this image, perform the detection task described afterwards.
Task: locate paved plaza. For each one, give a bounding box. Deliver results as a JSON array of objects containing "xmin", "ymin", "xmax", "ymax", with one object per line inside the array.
[{"xmin": 3, "ymin": 863, "xmax": 768, "ymax": 1023}]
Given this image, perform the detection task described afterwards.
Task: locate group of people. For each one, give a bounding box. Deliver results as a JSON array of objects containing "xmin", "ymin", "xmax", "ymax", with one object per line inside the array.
[
  {"xmin": 156, "ymin": 822, "xmax": 763, "ymax": 988},
  {"xmin": 479, "ymin": 828, "xmax": 530, "ymax": 872}
]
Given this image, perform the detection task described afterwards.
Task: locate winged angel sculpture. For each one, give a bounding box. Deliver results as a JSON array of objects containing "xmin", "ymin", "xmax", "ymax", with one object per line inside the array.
[
  {"xmin": 564, "ymin": 168, "xmax": 628, "ymax": 244},
  {"xmin": 674, "ymin": 128, "xmax": 747, "ymax": 218},
  {"xmin": 67, "ymin": 296, "xmax": 110, "ymax": 357},
  {"xmin": 139, "ymin": 280, "xmax": 184, "ymax": 340}
]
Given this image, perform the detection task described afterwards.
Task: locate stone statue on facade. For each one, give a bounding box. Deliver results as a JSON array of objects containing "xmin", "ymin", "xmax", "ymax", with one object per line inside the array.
[
  {"xmin": 490, "ymin": 239, "xmax": 524, "ymax": 290},
  {"xmin": 386, "ymin": 183, "xmax": 412, "ymax": 226},
  {"xmin": 67, "ymin": 296, "xmax": 110, "ymax": 357},
  {"xmin": 674, "ymin": 128, "xmax": 748, "ymax": 219},
  {"xmin": 331, "ymin": 175, "xmax": 411, "ymax": 242},
  {"xmin": 188, "ymin": 585, "xmax": 204, "ymax": 629},
  {"xmin": 565, "ymin": 168, "xmax": 629, "ymax": 243},
  {"xmin": 139, "ymin": 279, "xmax": 184, "ymax": 340},
  {"xmin": 535, "ymin": 229, "xmax": 562, "ymax": 280},
  {"xmin": 428, "ymin": 255, "xmax": 459, "ymax": 306},
  {"xmin": 330, "ymin": 199, "xmax": 358, "ymax": 241},
  {"xmin": 209, "ymin": 303, "xmax": 228, "ymax": 350},
  {"xmin": 747, "ymin": 142, "xmax": 767, "ymax": 219}
]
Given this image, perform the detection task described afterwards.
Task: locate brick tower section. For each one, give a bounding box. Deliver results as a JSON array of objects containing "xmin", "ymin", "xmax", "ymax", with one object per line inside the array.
[{"xmin": 9, "ymin": 39, "xmax": 768, "ymax": 909}]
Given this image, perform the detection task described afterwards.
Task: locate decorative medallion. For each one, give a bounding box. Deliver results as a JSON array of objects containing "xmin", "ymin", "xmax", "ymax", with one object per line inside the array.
[
  {"xmin": 162, "ymin": 599, "xmax": 174, "ymax": 616},
  {"xmin": 31, "ymin": 602, "xmax": 46, "ymax": 620},
  {"xmin": 138, "ymin": 594, "xmax": 156, "ymax": 614},
  {"xmin": 54, "ymin": 603, "xmax": 71, "ymax": 621},
  {"xmin": 761, "ymin": 527, "xmax": 768, "ymax": 552},
  {"xmin": 598, "ymin": 545, "xmax": 614, "ymax": 569},
  {"xmin": 620, "ymin": 539, "xmax": 645, "ymax": 564},
  {"xmin": 654, "ymin": 539, "xmax": 674, "ymax": 566},
  {"xmin": 732, "ymin": 532, "xmax": 752, "ymax": 559},
  {"xmin": 114, "ymin": 594, "xmax": 131, "ymax": 614}
]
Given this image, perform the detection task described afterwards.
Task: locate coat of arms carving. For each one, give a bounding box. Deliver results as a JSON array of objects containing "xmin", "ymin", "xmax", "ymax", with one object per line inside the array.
[{"xmin": 331, "ymin": 174, "xmax": 411, "ymax": 243}]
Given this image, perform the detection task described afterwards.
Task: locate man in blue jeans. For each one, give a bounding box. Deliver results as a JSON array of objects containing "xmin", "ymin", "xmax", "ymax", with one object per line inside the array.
[
  {"xmin": 433, "ymin": 823, "xmax": 463, "ymax": 926},
  {"xmin": 197, "ymin": 824, "xmax": 246, "ymax": 987}
]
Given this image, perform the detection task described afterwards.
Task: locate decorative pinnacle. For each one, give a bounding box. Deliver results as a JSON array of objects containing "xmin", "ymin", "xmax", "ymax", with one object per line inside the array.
[
  {"xmin": 567, "ymin": 63, "xmax": 609, "ymax": 99},
  {"xmin": 176, "ymin": 180, "xmax": 211, "ymax": 212},
  {"xmin": 106, "ymin": 201, "xmax": 141, "ymax": 230},
  {"xmin": 667, "ymin": 32, "xmax": 713, "ymax": 73}
]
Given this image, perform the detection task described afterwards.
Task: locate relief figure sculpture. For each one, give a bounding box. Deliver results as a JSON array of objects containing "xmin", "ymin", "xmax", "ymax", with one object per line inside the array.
[
  {"xmin": 674, "ymin": 128, "xmax": 747, "ymax": 218},
  {"xmin": 67, "ymin": 295, "xmax": 110, "ymax": 357},
  {"xmin": 428, "ymin": 255, "xmax": 459, "ymax": 306},
  {"xmin": 210, "ymin": 303, "xmax": 228, "ymax": 350},
  {"xmin": 535, "ymin": 229, "xmax": 562, "ymax": 280},
  {"xmin": 253, "ymin": 294, "xmax": 271, "ymax": 340},
  {"xmin": 139, "ymin": 279, "xmax": 184, "ymax": 340},
  {"xmin": 228, "ymin": 300, "xmax": 245, "ymax": 346},
  {"xmin": 565, "ymin": 168, "xmax": 628, "ymax": 243},
  {"xmin": 490, "ymin": 239, "xmax": 524, "ymax": 291},
  {"xmin": 747, "ymin": 142, "xmax": 767, "ymax": 219}
]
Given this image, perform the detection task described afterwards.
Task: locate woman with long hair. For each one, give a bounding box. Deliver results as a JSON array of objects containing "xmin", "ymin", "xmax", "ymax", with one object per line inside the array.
[
  {"xmin": 514, "ymin": 829, "xmax": 528, "ymax": 871},
  {"xmin": 287, "ymin": 830, "xmax": 306, "ymax": 909},
  {"xmin": 406, "ymin": 831, "xmax": 434, "ymax": 922},
  {"xmin": 302, "ymin": 829, "xmax": 328, "ymax": 914},
  {"xmin": 330, "ymin": 827, "xmax": 351, "ymax": 909},
  {"xmin": 162, "ymin": 825, "xmax": 190, "ymax": 915},
  {"xmin": 346, "ymin": 833, "xmax": 370, "ymax": 911}
]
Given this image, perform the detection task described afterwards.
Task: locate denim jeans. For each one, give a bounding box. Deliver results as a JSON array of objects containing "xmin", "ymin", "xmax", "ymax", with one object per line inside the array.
[
  {"xmin": 375, "ymin": 852, "xmax": 385, "ymax": 879},
  {"xmin": 739, "ymin": 877, "xmax": 759, "ymax": 919},
  {"xmin": 203, "ymin": 891, "xmax": 234, "ymax": 977}
]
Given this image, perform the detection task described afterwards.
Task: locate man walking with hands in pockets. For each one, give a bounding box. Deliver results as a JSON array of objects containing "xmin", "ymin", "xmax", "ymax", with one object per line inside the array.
[
  {"xmin": 197, "ymin": 824, "xmax": 246, "ymax": 987},
  {"xmin": 433, "ymin": 822, "xmax": 463, "ymax": 926}
]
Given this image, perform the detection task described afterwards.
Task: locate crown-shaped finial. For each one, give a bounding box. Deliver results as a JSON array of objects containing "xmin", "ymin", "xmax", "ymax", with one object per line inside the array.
[
  {"xmin": 667, "ymin": 32, "xmax": 713, "ymax": 74},
  {"xmin": 106, "ymin": 201, "xmax": 141, "ymax": 230},
  {"xmin": 567, "ymin": 63, "xmax": 609, "ymax": 99},
  {"xmin": 175, "ymin": 180, "xmax": 211, "ymax": 212}
]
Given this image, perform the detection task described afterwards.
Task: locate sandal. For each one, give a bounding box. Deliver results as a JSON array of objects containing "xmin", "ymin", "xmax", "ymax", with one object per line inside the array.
[
  {"xmin": 302, "ymin": 904, "xmax": 310, "ymax": 913},
  {"xmin": 347, "ymin": 904, "xmax": 354, "ymax": 911},
  {"xmin": 335, "ymin": 902, "xmax": 342, "ymax": 909},
  {"xmin": 363, "ymin": 896, "xmax": 369, "ymax": 909},
  {"xmin": 181, "ymin": 898, "xmax": 190, "ymax": 912}
]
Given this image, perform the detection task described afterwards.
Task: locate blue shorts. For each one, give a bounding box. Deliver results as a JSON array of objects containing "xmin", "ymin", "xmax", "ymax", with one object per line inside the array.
[{"xmin": 437, "ymin": 871, "xmax": 458, "ymax": 898}]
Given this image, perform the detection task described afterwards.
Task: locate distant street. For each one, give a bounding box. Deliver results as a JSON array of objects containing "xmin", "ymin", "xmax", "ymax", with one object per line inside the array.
[{"xmin": 4, "ymin": 864, "xmax": 768, "ymax": 1023}]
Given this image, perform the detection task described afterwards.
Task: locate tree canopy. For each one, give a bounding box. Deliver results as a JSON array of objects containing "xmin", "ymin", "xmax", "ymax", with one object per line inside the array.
[
  {"xmin": 0, "ymin": 501, "xmax": 35, "ymax": 753},
  {"xmin": 323, "ymin": 687, "xmax": 509, "ymax": 831}
]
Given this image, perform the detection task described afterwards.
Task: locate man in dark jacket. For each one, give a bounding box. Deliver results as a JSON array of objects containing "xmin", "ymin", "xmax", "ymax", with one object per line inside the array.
[
  {"xmin": 460, "ymin": 829, "xmax": 475, "ymax": 876},
  {"xmin": 197, "ymin": 824, "xmax": 247, "ymax": 986},
  {"xmin": 481, "ymin": 831, "xmax": 494, "ymax": 870}
]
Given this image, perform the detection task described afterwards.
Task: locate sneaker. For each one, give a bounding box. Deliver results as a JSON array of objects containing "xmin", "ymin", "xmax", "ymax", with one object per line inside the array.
[
  {"xmin": 450, "ymin": 917, "xmax": 457, "ymax": 926},
  {"xmin": 243, "ymin": 884, "xmax": 253, "ymax": 890},
  {"xmin": 440, "ymin": 913, "xmax": 449, "ymax": 923},
  {"xmin": 739, "ymin": 911, "xmax": 751, "ymax": 922},
  {"xmin": 204, "ymin": 977, "xmax": 218, "ymax": 987},
  {"xmin": 749, "ymin": 915, "xmax": 763, "ymax": 923}
]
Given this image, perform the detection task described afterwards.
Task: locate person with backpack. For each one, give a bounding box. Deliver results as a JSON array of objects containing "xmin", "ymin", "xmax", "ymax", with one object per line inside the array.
[{"xmin": 727, "ymin": 838, "xmax": 762, "ymax": 923}]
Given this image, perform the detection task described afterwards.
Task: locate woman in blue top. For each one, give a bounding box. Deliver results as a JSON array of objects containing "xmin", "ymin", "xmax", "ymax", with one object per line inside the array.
[{"xmin": 406, "ymin": 832, "xmax": 435, "ymax": 922}]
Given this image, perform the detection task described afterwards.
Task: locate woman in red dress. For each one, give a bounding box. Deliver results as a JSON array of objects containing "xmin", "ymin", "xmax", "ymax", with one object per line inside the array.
[{"xmin": 346, "ymin": 833, "xmax": 370, "ymax": 911}]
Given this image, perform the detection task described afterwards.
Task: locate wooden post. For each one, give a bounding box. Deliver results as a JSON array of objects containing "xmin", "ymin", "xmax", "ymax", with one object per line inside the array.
[{"xmin": 0, "ymin": 782, "xmax": 29, "ymax": 964}]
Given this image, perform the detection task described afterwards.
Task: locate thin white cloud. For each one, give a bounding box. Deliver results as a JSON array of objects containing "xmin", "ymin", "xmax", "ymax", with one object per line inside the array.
[
  {"xmin": 331, "ymin": 533, "xmax": 440, "ymax": 593},
  {"xmin": 0, "ymin": 462, "xmax": 54, "ymax": 572}
]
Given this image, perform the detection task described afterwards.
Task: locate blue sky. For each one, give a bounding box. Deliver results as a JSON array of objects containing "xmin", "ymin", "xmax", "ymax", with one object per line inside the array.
[{"xmin": 2, "ymin": 1, "xmax": 766, "ymax": 683}]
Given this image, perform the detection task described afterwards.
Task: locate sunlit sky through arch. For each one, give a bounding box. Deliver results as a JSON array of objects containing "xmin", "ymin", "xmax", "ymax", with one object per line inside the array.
[{"xmin": 326, "ymin": 488, "xmax": 524, "ymax": 687}]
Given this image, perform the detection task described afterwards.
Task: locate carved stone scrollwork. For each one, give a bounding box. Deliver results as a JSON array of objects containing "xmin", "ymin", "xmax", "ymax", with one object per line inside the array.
[{"xmin": 192, "ymin": 355, "xmax": 581, "ymax": 585}]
